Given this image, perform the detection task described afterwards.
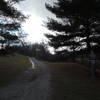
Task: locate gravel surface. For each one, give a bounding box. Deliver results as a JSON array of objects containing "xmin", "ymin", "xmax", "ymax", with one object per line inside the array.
[{"xmin": 0, "ymin": 58, "xmax": 52, "ymax": 100}]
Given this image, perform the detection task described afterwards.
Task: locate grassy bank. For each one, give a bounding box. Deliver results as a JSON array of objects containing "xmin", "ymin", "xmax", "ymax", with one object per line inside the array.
[
  {"xmin": 0, "ymin": 54, "xmax": 31, "ymax": 86},
  {"xmin": 46, "ymin": 62, "xmax": 100, "ymax": 100}
]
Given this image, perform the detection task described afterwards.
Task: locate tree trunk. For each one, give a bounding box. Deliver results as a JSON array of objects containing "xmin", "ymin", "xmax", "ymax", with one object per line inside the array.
[
  {"xmin": 85, "ymin": 20, "xmax": 96, "ymax": 79},
  {"xmin": 89, "ymin": 51, "xmax": 96, "ymax": 79},
  {"xmin": 90, "ymin": 61, "xmax": 96, "ymax": 79},
  {"xmin": 72, "ymin": 44, "xmax": 76, "ymax": 62}
]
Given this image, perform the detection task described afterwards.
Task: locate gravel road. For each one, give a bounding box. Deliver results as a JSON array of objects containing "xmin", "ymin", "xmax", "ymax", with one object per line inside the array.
[{"xmin": 0, "ymin": 58, "xmax": 52, "ymax": 100}]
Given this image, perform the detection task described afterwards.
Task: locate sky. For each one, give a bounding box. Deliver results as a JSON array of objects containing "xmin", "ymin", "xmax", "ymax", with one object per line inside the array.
[
  {"xmin": 19, "ymin": 0, "xmax": 54, "ymax": 18},
  {"xmin": 17, "ymin": 0, "xmax": 56, "ymax": 43}
]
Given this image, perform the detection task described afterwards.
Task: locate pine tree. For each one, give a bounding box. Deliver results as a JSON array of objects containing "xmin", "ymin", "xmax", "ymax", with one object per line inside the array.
[
  {"xmin": 45, "ymin": 0, "xmax": 100, "ymax": 78},
  {"xmin": 0, "ymin": 0, "xmax": 26, "ymax": 50},
  {"xmin": 45, "ymin": 0, "xmax": 100, "ymax": 56}
]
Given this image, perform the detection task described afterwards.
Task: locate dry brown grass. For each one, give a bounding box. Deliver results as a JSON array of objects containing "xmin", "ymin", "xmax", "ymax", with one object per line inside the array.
[
  {"xmin": 45, "ymin": 62, "xmax": 100, "ymax": 100},
  {"xmin": 46, "ymin": 62, "xmax": 100, "ymax": 80}
]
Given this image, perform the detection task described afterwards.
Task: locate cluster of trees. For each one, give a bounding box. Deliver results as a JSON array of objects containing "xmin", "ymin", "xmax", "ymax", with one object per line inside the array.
[
  {"xmin": 18, "ymin": 43, "xmax": 51, "ymax": 60},
  {"xmin": 45, "ymin": 0, "xmax": 100, "ymax": 58},
  {"xmin": 0, "ymin": 0, "xmax": 26, "ymax": 55}
]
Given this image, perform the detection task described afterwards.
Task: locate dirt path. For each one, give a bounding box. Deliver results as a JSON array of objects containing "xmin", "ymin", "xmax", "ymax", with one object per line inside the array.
[{"xmin": 0, "ymin": 58, "xmax": 52, "ymax": 100}]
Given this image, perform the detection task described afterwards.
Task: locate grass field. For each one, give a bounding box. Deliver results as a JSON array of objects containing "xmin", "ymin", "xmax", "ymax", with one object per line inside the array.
[
  {"xmin": 46, "ymin": 62, "xmax": 100, "ymax": 100},
  {"xmin": 0, "ymin": 54, "xmax": 31, "ymax": 86}
]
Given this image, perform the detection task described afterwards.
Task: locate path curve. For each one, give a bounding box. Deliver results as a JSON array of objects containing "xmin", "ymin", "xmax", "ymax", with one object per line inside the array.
[{"xmin": 0, "ymin": 58, "xmax": 52, "ymax": 100}]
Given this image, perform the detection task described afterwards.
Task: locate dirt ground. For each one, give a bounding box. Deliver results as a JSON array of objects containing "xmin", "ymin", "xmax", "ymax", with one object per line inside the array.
[
  {"xmin": 46, "ymin": 62, "xmax": 100, "ymax": 80},
  {"xmin": 0, "ymin": 59, "xmax": 100, "ymax": 100}
]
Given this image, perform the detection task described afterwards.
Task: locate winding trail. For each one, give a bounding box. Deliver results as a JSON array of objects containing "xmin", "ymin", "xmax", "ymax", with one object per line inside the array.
[{"xmin": 0, "ymin": 58, "xmax": 52, "ymax": 100}]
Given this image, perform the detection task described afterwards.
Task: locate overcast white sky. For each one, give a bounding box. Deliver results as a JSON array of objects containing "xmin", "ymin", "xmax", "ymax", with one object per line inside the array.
[
  {"xmin": 19, "ymin": 0, "xmax": 55, "ymax": 18},
  {"xmin": 16, "ymin": 0, "xmax": 56, "ymax": 43}
]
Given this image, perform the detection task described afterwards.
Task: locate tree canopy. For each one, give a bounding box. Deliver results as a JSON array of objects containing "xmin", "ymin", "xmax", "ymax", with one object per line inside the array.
[
  {"xmin": 45, "ymin": 0, "xmax": 100, "ymax": 56},
  {"xmin": 0, "ymin": 0, "xmax": 26, "ymax": 53}
]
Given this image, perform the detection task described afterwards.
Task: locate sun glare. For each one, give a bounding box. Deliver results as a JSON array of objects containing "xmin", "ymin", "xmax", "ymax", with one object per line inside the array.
[{"xmin": 22, "ymin": 14, "xmax": 46, "ymax": 43}]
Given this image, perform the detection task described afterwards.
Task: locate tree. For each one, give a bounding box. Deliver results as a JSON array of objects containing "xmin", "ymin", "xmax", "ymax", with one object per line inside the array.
[
  {"xmin": 0, "ymin": 0, "xmax": 26, "ymax": 53},
  {"xmin": 30, "ymin": 43, "xmax": 50, "ymax": 60},
  {"xmin": 45, "ymin": 0, "xmax": 100, "ymax": 78}
]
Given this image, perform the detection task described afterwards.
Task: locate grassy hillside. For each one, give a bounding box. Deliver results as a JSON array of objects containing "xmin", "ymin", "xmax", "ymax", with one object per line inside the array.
[{"xmin": 0, "ymin": 54, "xmax": 31, "ymax": 86}]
